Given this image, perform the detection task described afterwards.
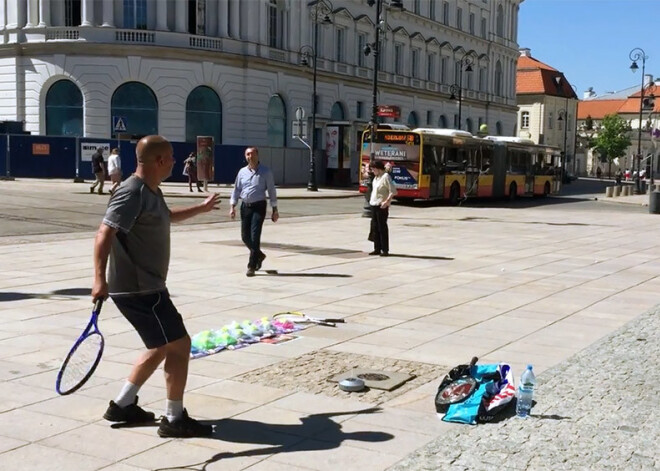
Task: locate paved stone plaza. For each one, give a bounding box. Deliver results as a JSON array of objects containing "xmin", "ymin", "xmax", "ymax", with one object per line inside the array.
[{"xmin": 0, "ymin": 179, "xmax": 658, "ymax": 470}]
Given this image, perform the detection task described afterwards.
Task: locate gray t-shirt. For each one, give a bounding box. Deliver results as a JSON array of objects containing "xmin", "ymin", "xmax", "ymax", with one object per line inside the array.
[{"xmin": 102, "ymin": 175, "xmax": 170, "ymax": 296}]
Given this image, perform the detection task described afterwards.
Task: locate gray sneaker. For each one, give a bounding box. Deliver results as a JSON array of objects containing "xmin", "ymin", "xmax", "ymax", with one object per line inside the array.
[{"xmin": 157, "ymin": 409, "xmax": 213, "ymax": 438}]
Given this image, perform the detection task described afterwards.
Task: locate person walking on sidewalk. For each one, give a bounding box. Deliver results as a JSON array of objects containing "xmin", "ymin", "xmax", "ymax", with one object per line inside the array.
[
  {"xmin": 183, "ymin": 152, "xmax": 202, "ymax": 192},
  {"xmin": 229, "ymin": 147, "xmax": 278, "ymax": 277},
  {"xmin": 368, "ymin": 160, "xmax": 397, "ymax": 256},
  {"xmin": 90, "ymin": 147, "xmax": 106, "ymax": 195},
  {"xmin": 107, "ymin": 148, "xmax": 122, "ymax": 195},
  {"xmin": 92, "ymin": 135, "xmax": 220, "ymax": 438}
]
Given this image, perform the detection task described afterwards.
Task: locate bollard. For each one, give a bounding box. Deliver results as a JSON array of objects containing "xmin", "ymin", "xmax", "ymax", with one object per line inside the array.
[
  {"xmin": 613, "ymin": 186, "xmax": 621, "ymax": 197},
  {"xmin": 648, "ymin": 184, "xmax": 657, "ymax": 193},
  {"xmin": 623, "ymin": 186, "xmax": 631, "ymax": 196},
  {"xmin": 605, "ymin": 186, "xmax": 614, "ymax": 197},
  {"xmin": 649, "ymin": 191, "xmax": 660, "ymax": 214}
]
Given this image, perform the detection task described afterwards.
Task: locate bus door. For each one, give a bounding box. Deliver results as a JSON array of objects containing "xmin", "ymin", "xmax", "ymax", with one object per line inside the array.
[
  {"xmin": 423, "ymin": 144, "xmax": 443, "ymax": 198},
  {"xmin": 465, "ymin": 147, "xmax": 480, "ymax": 197}
]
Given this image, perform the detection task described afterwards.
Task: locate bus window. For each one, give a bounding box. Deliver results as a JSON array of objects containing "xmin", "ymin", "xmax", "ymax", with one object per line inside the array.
[
  {"xmin": 422, "ymin": 145, "xmax": 439, "ymax": 174},
  {"xmin": 446, "ymin": 146, "xmax": 465, "ymax": 172},
  {"xmin": 481, "ymin": 147, "xmax": 493, "ymax": 173}
]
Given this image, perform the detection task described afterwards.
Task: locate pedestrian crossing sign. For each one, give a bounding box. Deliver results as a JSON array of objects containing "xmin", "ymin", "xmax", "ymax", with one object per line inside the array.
[{"xmin": 113, "ymin": 116, "xmax": 127, "ymax": 133}]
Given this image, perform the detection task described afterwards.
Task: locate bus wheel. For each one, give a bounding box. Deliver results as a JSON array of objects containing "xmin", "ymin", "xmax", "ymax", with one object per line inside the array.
[
  {"xmin": 509, "ymin": 182, "xmax": 517, "ymax": 201},
  {"xmin": 543, "ymin": 181, "xmax": 551, "ymax": 197},
  {"xmin": 449, "ymin": 182, "xmax": 460, "ymax": 206}
]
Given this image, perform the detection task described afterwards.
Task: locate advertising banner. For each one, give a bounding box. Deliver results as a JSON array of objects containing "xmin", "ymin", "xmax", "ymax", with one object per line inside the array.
[
  {"xmin": 81, "ymin": 142, "xmax": 110, "ymax": 162},
  {"xmin": 196, "ymin": 136, "xmax": 214, "ymax": 182},
  {"xmin": 326, "ymin": 126, "xmax": 339, "ymax": 169},
  {"xmin": 360, "ymin": 141, "xmax": 420, "ymax": 189}
]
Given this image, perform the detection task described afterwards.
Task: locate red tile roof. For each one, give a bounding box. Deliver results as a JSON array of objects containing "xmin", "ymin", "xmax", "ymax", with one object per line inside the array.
[
  {"xmin": 577, "ymin": 100, "xmax": 626, "ymax": 120},
  {"xmin": 516, "ymin": 54, "xmax": 577, "ymax": 98}
]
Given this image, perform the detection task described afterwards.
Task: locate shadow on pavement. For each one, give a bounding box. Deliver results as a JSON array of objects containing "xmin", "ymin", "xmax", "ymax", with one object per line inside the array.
[
  {"xmin": 151, "ymin": 408, "xmax": 393, "ymax": 471},
  {"xmin": 263, "ymin": 270, "xmax": 352, "ymax": 277},
  {"xmin": 51, "ymin": 288, "xmax": 91, "ymax": 296},
  {"xmin": 383, "ymin": 254, "xmax": 454, "ymax": 260},
  {"xmin": 0, "ymin": 288, "xmax": 91, "ymax": 302}
]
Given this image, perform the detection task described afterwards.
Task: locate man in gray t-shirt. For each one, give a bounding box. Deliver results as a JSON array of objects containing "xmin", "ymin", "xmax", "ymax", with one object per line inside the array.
[{"xmin": 92, "ymin": 135, "xmax": 220, "ymax": 438}]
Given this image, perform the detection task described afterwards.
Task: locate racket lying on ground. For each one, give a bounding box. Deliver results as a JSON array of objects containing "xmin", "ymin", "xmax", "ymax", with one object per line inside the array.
[
  {"xmin": 272, "ymin": 311, "xmax": 346, "ymax": 327},
  {"xmin": 55, "ymin": 299, "xmax": 105, "ymax": 395}
]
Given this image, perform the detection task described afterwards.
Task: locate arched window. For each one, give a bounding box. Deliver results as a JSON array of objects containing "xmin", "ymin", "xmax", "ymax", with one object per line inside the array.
[
  {"xmin": 267, "ymin": 94, "xmax": 286, "ymax": 147},
  {"xmin": 494, "ymin": 60, "xmax": 502, "ymax": 96},
  {"xmin": 466, "ymin": 118, "xmax": 474, "ymax": 133},
  {"xmin": 496, "ymin": 4, "xmax": 504, "ymax": 37},
  {"xmin": 123, "ymin": 0, "xmax": 147, "ymax": 29},
  {"xmin": 439, "ymin": 114, "xmax": 448, "ymax": 128},
  {"xmin": 45, "ymin": 79, "xmax": 83, "ymax": 136},
  {"xmin": 331, "ymin": 102, "xmax": 345, "ymax": 120},
  {"xmin": 186, "ymin": 86, "xmax": 222, "ymax": 143},
  {"xmin": 111, "ymin": 82, "xmax": 158, "ymax": 137},
  {"xmin": 496, "ymin": 121, "xmax": 503, "ymax": 135},
  {"xmin": 407, "ymin": 111, "xmax": 419, "ymax": 129}
]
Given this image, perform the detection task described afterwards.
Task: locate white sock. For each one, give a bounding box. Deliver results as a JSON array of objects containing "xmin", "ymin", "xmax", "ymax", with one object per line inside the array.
[
  {"xmin": 165, "ymin": 399, "xmax": 184, "ymax": 422},
  {"xmin": 114, "ymin": 381, "xmax": 139, "ymax": 408}
]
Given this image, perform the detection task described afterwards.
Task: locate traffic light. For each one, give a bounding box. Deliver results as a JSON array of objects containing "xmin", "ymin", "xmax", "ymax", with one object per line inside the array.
[{"xmin": 642, "ymin": 96, "xmax": 655, "ymax": 109}]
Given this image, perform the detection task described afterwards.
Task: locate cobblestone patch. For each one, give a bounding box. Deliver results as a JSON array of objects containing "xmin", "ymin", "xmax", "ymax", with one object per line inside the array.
[
  {"xmin": 389, "ymin": 305, "xmax": 660, "ymax": 471},
  {"xmin": 237, "ymin": 350, "xmax": 447, "ymax": 402}
]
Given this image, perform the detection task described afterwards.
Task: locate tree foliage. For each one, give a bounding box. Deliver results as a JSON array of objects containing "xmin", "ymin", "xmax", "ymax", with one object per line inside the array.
[{"xmin": 592, "ymin": 114, "xmax": 631, "ymax": 161}]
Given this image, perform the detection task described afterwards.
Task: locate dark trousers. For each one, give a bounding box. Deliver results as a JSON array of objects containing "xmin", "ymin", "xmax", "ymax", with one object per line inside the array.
[
  {"xmin": 240, "ymin": 201, "xmax": 267, "ymax": 269},
  {"xmin": 370, "ymin": 205, "xmax": 389, "ymax": 253}
]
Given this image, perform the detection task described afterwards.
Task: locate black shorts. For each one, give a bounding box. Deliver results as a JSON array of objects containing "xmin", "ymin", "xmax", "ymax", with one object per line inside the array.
[{"xmin": 112, "ymin": 290, "xmax": 188, "ymax": 349}]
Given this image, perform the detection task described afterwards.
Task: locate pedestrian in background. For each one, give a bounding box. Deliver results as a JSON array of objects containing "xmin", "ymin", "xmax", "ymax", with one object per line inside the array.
[
  {"xmin": 229, "ymin": 147, "xmax": 278, "ymax": 277},
  {"xmin": 93, "ymin": 135, "xmax": 220, "ymax": 438},
  {"xmin": 90, "ymin": 147, "xmax": 106, "ymax": 194},
  {"xmin": 368, "ymin": 160, "xmax": 396, "ymax": 256},
  {"xmin": 615, "ymin": 168, "xmax": 622, "ymax": 187},
  {"xmin": 107, "ymin": 148, "xmax": 122, "ymax": 195},
  {"xmin": 183, "ymin": 152, "xmax": 202, "ymax": 192}
]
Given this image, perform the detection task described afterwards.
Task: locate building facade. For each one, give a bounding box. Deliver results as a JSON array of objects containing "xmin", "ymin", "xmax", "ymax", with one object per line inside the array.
[
  {"xmin": 0, "ymin": 0, "xmax": 523, "ymax": 179},
  {"xmin": 515, "ymin": 48, "xmax": 579, "ymax": 175}
]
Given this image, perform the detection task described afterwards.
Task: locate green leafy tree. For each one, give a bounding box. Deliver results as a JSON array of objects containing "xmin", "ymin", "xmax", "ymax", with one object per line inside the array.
[
  {"xmin": 585, "ymin": 115, "xmax": 593, "ymax": 131},
  {"xmin": 591, "ymin": 114, "xmax": 631, "ymax": 177}
]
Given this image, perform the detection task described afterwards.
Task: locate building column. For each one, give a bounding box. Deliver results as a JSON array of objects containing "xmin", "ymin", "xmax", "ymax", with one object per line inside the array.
[
  {"xmin": 81, "ymin": 0, "xmax": 94, "ymax": 26},
  {"xmin": 175, "ymin": 0, "xmax": 187, "ymax": 33},
  {"xmin": 229, "ymin": 0, "xmax": 240, "ymax": 38},
  {"xmin": 156, "ymin": 0, "xmax": 168, "ymax": 31},
  {"xmin": 101, "ymin": 0, "xmax": 114, "ymax": 27},
  {"xmin": 37, "ymin": 0, "xmax": 51, "ymax": 27},
  {"xmin": 25, "ymin": 0, "xmax": 36, "ymax": 27},
  {"xmin": 217, "ymin": 0, "xmax": 228, "ymax": 37},
  {"xmin": 258, "ymin": 1, "xmax": 267, "ymax": 45}
]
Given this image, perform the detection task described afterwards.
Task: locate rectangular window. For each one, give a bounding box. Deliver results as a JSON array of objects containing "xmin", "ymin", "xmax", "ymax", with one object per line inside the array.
[
  {"xmin": 335, "ymin": 28, "xmax": 345, "ymax": 62},
  {"xmin": 411, "ymin": 48, "xmax": 419, "ymax": 78},
  {"xmin": 481, "ymin": 17, "xmax": 487, "ymax": 38},
  {"xmin": 521, "ymin": 111, "xmax": 530, "ymax": 128},
  {"xmin": 357, "ymin": 101, "xmax": 364, "ymax": 119},
  {"xmin": 123, "ymin": 0, "xmax": 147, "ymax": 29},
  {"xmin": 427, "ymin": 110, "xmax": 433, "ymax": 125},
  {"xmin": 429, "ymin": 0, "xmax": 436, "ymax": 20},
  {"xmin": 441, "ymin": 57, "xmax": 447, "ymax": 83},
  {"xmin": 427, "ymin": 54, "xmax": 436, "ymax": 82},
  {"xmin": 443, "ymin": 2, "xmax": 450, "ymax": 25},
  {"xmin": 456, "ymin": 7, "xmax": 462, "ymax": 30},
  {"xmin": 466, "ymin": 70, "xmax": 473, "ymax": 90},
  {"xmin": 65, "ymin": 0, "xmax": 81, "ymax": 26},
  {"xmin": 455, "ymin": 61, "xmax": 461, "ymax": 86},
  {"xmin": 479, "ymin": 67, "xmax": 486, "ymax": 92},
  {"xmin": 469, "ymin": 13, "xmax": 475, "ymax": 34},
  {"xmin": 395, "ymin": 43, "xmax": 403, "ymax": 75},
  {"xmin": 548, "ymin": 112, "xmax": 554, "ymax": 129},
  {"xmin": 413, "ymin": 0, "xmax": 421, "ymax": 14},
  {"xmin": 268, "ymin": 2, "xmax": 278, "ymax": 48},
  {"xmin": 357, "ymin": 34, "xmax": 366, "ymax": 67}
]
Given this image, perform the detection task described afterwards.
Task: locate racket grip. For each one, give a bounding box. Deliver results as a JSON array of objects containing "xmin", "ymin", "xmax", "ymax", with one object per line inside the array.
[
  {"xmin": 93, "ymin": 298, "xmax": 104, "ymax": 313},
  {"xmin": 325, "ymin": 318, "xmax": 345, "ymax": 323}
]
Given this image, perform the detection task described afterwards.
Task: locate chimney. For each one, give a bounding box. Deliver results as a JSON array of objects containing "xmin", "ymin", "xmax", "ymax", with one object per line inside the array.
[
  {"xmin": 519, "ymin": 48, "xmax": 531, "ymax": 57},
  {"xmin": 644, "ymin": 74, "xmax": 653, "ymax": 87}
]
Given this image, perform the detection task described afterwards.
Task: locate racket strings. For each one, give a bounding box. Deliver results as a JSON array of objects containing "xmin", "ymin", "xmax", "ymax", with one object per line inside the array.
[{"xmin": 59, "ymin": 334, "xmax": 103, "ymax": 391}]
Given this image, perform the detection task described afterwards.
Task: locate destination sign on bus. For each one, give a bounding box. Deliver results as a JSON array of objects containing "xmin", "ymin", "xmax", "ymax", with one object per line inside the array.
[{"xmin": 372, "ymin": 132, "xmax": 420, "ymax": 145}]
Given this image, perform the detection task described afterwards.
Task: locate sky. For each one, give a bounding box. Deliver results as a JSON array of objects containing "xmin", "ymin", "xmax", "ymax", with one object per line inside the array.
[{"xmin": 518, "ymin": 0, "xmax": 657, "ymax": 99}]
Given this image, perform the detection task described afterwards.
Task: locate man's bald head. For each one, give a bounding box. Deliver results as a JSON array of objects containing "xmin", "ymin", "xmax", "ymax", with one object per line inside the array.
[{"xmin": 136, "ymin": 135, "xmax": 173, "ymax": 164}]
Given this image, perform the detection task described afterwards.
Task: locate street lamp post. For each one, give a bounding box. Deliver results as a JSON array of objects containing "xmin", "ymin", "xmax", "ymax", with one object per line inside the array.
[
  {"xmin": 449, "ymin": 53, "xmax": 473, "ymax": 130},
  {"xmin": 558, "ymin": 109, "xmax": 568, "ymax": 180},
  {"xmin": 629, "ymin": 47, "xmax": 648, "ymax": 194},
  {"xmin": 362, "ymin": 0, "xmax": 403, "ymax": 214},
  {"xmin": 301, "ymin": 2, "xmax": 333, "ymax": 191}
]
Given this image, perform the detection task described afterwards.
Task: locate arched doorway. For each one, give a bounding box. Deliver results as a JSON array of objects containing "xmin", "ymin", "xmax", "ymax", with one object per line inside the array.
[
  {"xmin": 186, "ymin": 86, "xmax": 222, "ymax": 143},
  {"xmin": 111, "ymin": 82, "xmax": 158, "ymax": 137},
  {"xmin": 45, "ymin": 79, "xmax": 83, "ymax": 136}
]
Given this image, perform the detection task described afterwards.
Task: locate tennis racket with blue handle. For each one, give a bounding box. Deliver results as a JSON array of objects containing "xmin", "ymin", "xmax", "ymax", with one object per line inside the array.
[{"xmin": 55, "ymin": 298, "xmax": 105, "ymax": 395}]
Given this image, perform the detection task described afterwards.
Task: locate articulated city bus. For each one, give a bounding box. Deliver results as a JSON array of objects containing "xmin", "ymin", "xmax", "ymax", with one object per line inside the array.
[{"xmin": 359, "ymin": 128, "xmax": 562, "ymax": 204}]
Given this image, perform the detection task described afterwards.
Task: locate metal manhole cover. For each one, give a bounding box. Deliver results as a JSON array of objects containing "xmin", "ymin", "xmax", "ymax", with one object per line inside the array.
[{"xmin": 357, "ymin": 373, "xmax": 390, "ymax": 381}]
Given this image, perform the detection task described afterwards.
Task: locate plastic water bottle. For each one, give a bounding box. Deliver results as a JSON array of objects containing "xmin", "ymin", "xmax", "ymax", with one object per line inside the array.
[{"xmin": 516, "ymin": 364, "xmax": 536, "ymax": 418}]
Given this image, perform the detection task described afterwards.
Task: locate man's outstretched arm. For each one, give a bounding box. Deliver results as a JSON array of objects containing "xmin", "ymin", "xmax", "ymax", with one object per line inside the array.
[{"xmin": 170, "ymin": 193, "xmax": 221, "ymax": 223}]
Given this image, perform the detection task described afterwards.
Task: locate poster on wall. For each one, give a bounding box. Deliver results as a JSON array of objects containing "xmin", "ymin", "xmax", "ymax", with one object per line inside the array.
[
  {"xmin": 326, "ymin": 126, "xmax": 339, "ymax": 169},
  {"xmin": 81, "ymin": 142, "xmax": 110, "ymax": 162},
  {"xmin": 196, "ymin": 136, "xmax": 214, "ymax": 182}
]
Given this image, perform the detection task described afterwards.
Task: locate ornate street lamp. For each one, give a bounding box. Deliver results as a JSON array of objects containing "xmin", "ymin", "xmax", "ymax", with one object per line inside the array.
[
  {"xmin": 630, "ymin": 47, "xmax": 648, "ymax": 194},
  {"xmin": 301, "ymin": 1, "xmax": 333, "ymax": 191},
  {"xmin": 362, "ymin": 0, "xmax": 404, "ymax": 214},
  {"xmin": 557, "ymin": 109, "xmax": 569, "ymax": 180},
  {"xmin": 449, "ymin": 53, "xmax": 474, "ymax": 130}
]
